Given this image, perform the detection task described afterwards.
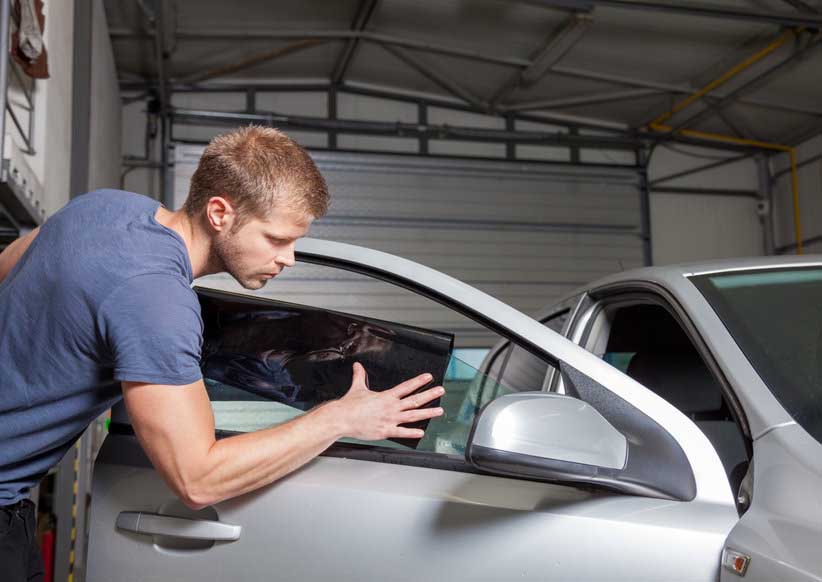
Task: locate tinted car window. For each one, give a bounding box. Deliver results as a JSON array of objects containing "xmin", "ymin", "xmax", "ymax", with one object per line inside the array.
[
  {"xmin": 197, "ymin": 265, "xmax": 557, "ymax": 457},
  {"xmin": 198, "ymin": 288, "xmax": 453, "ymax": 448}
]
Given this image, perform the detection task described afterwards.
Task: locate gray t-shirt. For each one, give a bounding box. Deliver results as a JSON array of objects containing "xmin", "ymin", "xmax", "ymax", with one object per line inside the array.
[{"xmin": 0, "ymin": 189, "xmax": 203, "ymax": 505}]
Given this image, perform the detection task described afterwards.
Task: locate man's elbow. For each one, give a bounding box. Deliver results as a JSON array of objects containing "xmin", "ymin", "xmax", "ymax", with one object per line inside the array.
[
  {"xmin": 175, "ymin": 479, "xmax": 219, "ymax": 511},
  {"xmin": 160, "ymin": 462, "xmax": 219, "ymax": 510}
]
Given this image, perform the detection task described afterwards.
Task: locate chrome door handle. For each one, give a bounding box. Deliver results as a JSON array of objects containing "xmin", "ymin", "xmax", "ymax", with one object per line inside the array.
[{"xmin": 116, "ymin": 511, "xmax": 242, "ymax": 541}]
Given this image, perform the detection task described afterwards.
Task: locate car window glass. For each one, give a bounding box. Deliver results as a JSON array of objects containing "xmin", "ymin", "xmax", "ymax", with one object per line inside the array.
[
  {"xmin": 488, "ymin": 309, "xmax": 570, "ymax": 395},
  {"xmin": 198, "ymin": 262, "xmax": 556, "ymax": 456},
  {"xmin": 545, "ymin": 309, "xmax": 570, "ymax": 335}
]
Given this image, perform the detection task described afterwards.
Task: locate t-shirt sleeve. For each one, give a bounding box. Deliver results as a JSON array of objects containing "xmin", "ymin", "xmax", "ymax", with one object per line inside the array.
[{"xmin": 97, "ymin": 274, "xmax": 204, "ymax": 385}]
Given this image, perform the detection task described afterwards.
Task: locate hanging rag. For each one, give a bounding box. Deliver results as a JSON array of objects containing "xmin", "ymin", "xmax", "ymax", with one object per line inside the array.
[{"xmin": 11, "ymin": 0, "xmax": 49, "ymax": 79}]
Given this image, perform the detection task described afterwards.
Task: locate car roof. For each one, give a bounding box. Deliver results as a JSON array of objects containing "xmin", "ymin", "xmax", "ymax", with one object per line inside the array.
[{"xmin": 538, "ymin": 254, "xmax": 822, "ymax": 319}]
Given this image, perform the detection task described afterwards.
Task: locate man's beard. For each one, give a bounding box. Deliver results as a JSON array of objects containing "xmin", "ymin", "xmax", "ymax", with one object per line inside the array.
[{"xmin": 213, "ymin": 232, "xmax": 266, "ymax": 290}]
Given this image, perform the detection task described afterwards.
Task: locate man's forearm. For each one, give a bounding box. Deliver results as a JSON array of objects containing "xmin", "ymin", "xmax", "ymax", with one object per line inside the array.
[
  {"xmin": 171, "ymin": 402, "xmax": 346, "ymax": 509},
  {"xmin": 124, "ymin": 366, "xmax": 442, "ymax": 510}
]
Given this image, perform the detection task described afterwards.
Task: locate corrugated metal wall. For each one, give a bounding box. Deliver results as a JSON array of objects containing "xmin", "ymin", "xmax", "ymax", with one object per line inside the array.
[{"xmin": 174, "ymin": 146, "xmax": 644, "ymax": 346}]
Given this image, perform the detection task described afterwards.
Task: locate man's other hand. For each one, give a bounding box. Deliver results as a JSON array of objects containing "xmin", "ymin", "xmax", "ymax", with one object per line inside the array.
[{"xmin": 331, "ymin": 362, "xmax": 444, "ymax": 441}]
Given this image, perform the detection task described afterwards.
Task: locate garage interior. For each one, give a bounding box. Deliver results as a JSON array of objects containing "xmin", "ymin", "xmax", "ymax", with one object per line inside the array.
[{"xmin": 0, "ymin": 0, "xmax": 820, "ymax": 580}]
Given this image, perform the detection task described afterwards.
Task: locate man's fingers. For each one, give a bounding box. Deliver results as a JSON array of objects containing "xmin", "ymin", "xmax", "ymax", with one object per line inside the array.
[
  {"xmin": 388, "ymin": 372, "xmax": 435, "ymax": 398},
  {"xmin": 390, "ymin": 427, "xmax": 425, "ymax": 439},
  {"xmin": 399, "ymin": 385, "xmax": 444, "ymax": 410},
  {"xmin": 399, "ymin": 407, "xmax": 443, "ymax": 423}
]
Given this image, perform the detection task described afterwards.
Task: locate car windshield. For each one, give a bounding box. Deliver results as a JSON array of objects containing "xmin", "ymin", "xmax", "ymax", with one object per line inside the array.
[{"xmin": 691, "ymin": 267, "xmax": 822, "ymax": 444}]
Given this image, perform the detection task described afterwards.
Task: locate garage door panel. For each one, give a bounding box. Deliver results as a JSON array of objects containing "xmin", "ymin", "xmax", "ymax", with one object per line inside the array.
[
  {"xmin": 310, "ymin": 225, "xmax": 643, "ymax": 252},
  {"xmin": 331, "ymin": 185, "xmax": 640, "ymax": 211}
]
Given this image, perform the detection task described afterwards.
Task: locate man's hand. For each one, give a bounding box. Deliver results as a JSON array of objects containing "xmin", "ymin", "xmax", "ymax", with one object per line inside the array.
[{"xmin": 331, "ymin": 363, "xmax": 445, "ymax": 441}]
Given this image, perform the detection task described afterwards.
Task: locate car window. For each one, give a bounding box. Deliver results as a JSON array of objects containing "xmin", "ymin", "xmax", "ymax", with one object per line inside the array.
[
  {"xmin": 582, "ymin": 300, "xmax": 748, "ymax": 486},
  {"xmin": 484, "ymin": 308, "xmax": 571, "ymax": 396},
  {"xmin": 197, "ymin": 262, "xmax": 558, "ymax": 457},
  {"xmin": 496, "ymin": 310, "xmax": 568, "ymax": 391}
]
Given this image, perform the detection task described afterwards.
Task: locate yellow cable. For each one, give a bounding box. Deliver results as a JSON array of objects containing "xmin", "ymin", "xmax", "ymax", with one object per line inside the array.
[
  {"xmin": 645, "ymin": 26, "xmax": 807, "ymax": 255},
  {"xmin": 651, "ymin": 28, "xmax": 801, "ymax": 126}
]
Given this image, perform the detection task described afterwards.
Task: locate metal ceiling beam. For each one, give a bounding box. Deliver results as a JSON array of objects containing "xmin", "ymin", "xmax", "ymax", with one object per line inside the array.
[
  {"xmin": 331, "ymin": 0, "xmax": 380, "ymax": 85},
  {"xmin": 774, "ymin": 0, "xmax": 821, "ymax": 14},
  {"xmin": 109, "ymin": 28, "xmax": 532, "ymax": 69},
  {"xmin": 378, "ymin": 43, "xmax": 488, "ymax": 111},
  {"xmin": 502, "ymin": 88, "xmax": 662, "ymax": 111},
  {"xmin": 668, "ymin": 33, "xmax": 822, "ymax": 134},
  {"xmin": 117, "ymin": 78, "xmax": 636, "ymax": 133},
  {"xmin": 715, "ymin": 108, "xmax": 747, "ymax": 139},
  {"xmin": 118, "ymin": 76, "xmax": 792, "ymax": 152},
  {"xmin": 773, "ymin": 151, "xmax": 822, "ymax": 179},
  {"xmin": 170, "ymin": 107, "xmax": 642, "ymax": 148},
  {"xmin": 649, "ymin": 152, "xmax": 753, "ymax": 185},
  {"xmin": 110, "ymin": 26, "xmax": 822, "ymax": 119},
  {"xmin": 651, "ymin": 185, "xmax": 759, "ymax": 197},
  {"xmin": 490, "ymin": 14, "xmax": 591, "ymax": 105},
  {"xmin": 171, "ymin": 105, "xmax": 768, "ymax": 152},
  {"xmin": 177, "ymin": 39, "xmax": 327, "ymax": 85},
  {"xmin": 782, "ymin": 117, "xmax": 822, "ymax": 145},
  {"xmin": 534, "ymin": 0, "xmax": 822, "ymax": 27},
  {"xmin": 549, "ymin": 63, "xmax": 822, "ymax": 118}
]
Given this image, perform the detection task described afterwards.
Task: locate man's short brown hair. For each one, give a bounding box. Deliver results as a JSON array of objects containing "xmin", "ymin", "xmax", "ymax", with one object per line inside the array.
[{"xmin": 183, "ymin": 126, "xmax": 329, "ymax": 225}]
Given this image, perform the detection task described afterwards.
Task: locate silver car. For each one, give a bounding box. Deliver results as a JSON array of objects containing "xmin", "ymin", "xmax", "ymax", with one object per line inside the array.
[{"xmin": 87, "ymin": 239, "xmax": 822, "ymax": 582}]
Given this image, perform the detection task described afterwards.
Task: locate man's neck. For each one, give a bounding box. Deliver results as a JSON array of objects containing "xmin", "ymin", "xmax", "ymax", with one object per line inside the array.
[{"xmin": 154, "ymin": 206, "xmax": 216, "ymax": 279}]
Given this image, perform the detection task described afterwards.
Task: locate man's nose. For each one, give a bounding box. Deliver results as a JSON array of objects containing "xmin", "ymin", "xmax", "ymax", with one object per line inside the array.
[{"xmin": 276, "ymin": 245, "xmax": 296, "ymax": 267}]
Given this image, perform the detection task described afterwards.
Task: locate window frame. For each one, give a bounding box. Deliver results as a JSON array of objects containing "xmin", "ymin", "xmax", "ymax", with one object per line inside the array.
[{"xmin": 572, "ymin": 283, "xmax": 752, "ymax": 448}]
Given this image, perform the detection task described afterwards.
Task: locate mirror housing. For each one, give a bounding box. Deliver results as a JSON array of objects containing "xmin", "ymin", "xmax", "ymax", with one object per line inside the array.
[{"xmin": 466, "ymin": 392, "xmax": 628, "ymax": 484}]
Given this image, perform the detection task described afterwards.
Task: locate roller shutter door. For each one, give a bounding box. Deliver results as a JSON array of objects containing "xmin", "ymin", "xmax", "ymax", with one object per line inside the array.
[{"xmin": 174, "ymin": 146, "xmax": 644, "ymax": 347}]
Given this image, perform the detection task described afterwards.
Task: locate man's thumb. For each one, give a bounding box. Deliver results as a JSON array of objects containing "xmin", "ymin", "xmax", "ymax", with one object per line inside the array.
[{"xmin": 352, "ymin": 362, "xmax": 368, "ymax": 388}]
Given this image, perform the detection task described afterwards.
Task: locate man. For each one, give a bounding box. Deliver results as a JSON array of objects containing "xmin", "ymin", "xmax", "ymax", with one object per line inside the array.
[{"xmin": 0, "ymin": 126, "xmax": 444, "ymax": 580}]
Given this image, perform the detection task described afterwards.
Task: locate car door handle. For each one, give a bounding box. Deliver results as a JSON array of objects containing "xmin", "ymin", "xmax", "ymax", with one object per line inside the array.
[{"xmin": 116, "ymin": 511, "xmax": 242, "ymax": 541}]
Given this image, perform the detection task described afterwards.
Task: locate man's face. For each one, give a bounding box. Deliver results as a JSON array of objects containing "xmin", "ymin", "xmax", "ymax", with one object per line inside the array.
[{"xmin": 212, "ymin": 204, "xmax": 313, "ymax": 290}]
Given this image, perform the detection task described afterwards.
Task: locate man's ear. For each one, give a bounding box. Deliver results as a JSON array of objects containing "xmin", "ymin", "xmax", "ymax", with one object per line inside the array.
[{"xmin": 205, "ymin": 196, "xmax": 236, "ymax": 233}]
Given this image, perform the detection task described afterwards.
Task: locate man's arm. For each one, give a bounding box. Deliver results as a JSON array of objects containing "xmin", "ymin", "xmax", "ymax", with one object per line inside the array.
[
  {"xmin": 123, "ymin": 362, "xmax": 444, "ymax": 510},
  {"xmin": 0, "ymin": 227, "xmax": 39, "ymax": 283}
]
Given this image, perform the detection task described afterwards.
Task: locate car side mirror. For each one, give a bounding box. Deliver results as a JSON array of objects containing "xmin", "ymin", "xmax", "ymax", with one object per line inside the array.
[{"xmin": 466, "ymin": 392, "xmax": 628, "ymax": 484}]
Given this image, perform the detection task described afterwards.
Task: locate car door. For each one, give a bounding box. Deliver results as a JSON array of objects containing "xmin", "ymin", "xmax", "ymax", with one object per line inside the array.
[{"xmin": 86, "ymin": 239, "xmax": 738, "ymax": 582}]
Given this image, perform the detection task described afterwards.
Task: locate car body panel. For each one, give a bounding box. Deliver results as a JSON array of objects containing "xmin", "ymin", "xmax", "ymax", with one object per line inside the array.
[
  {"xmin": 720, "ymin": 423, "xmax": 822, "ymax": 582},
  {"xmin": 89, "ymin": 435, "xmax": 736, "ymax": 582}
]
